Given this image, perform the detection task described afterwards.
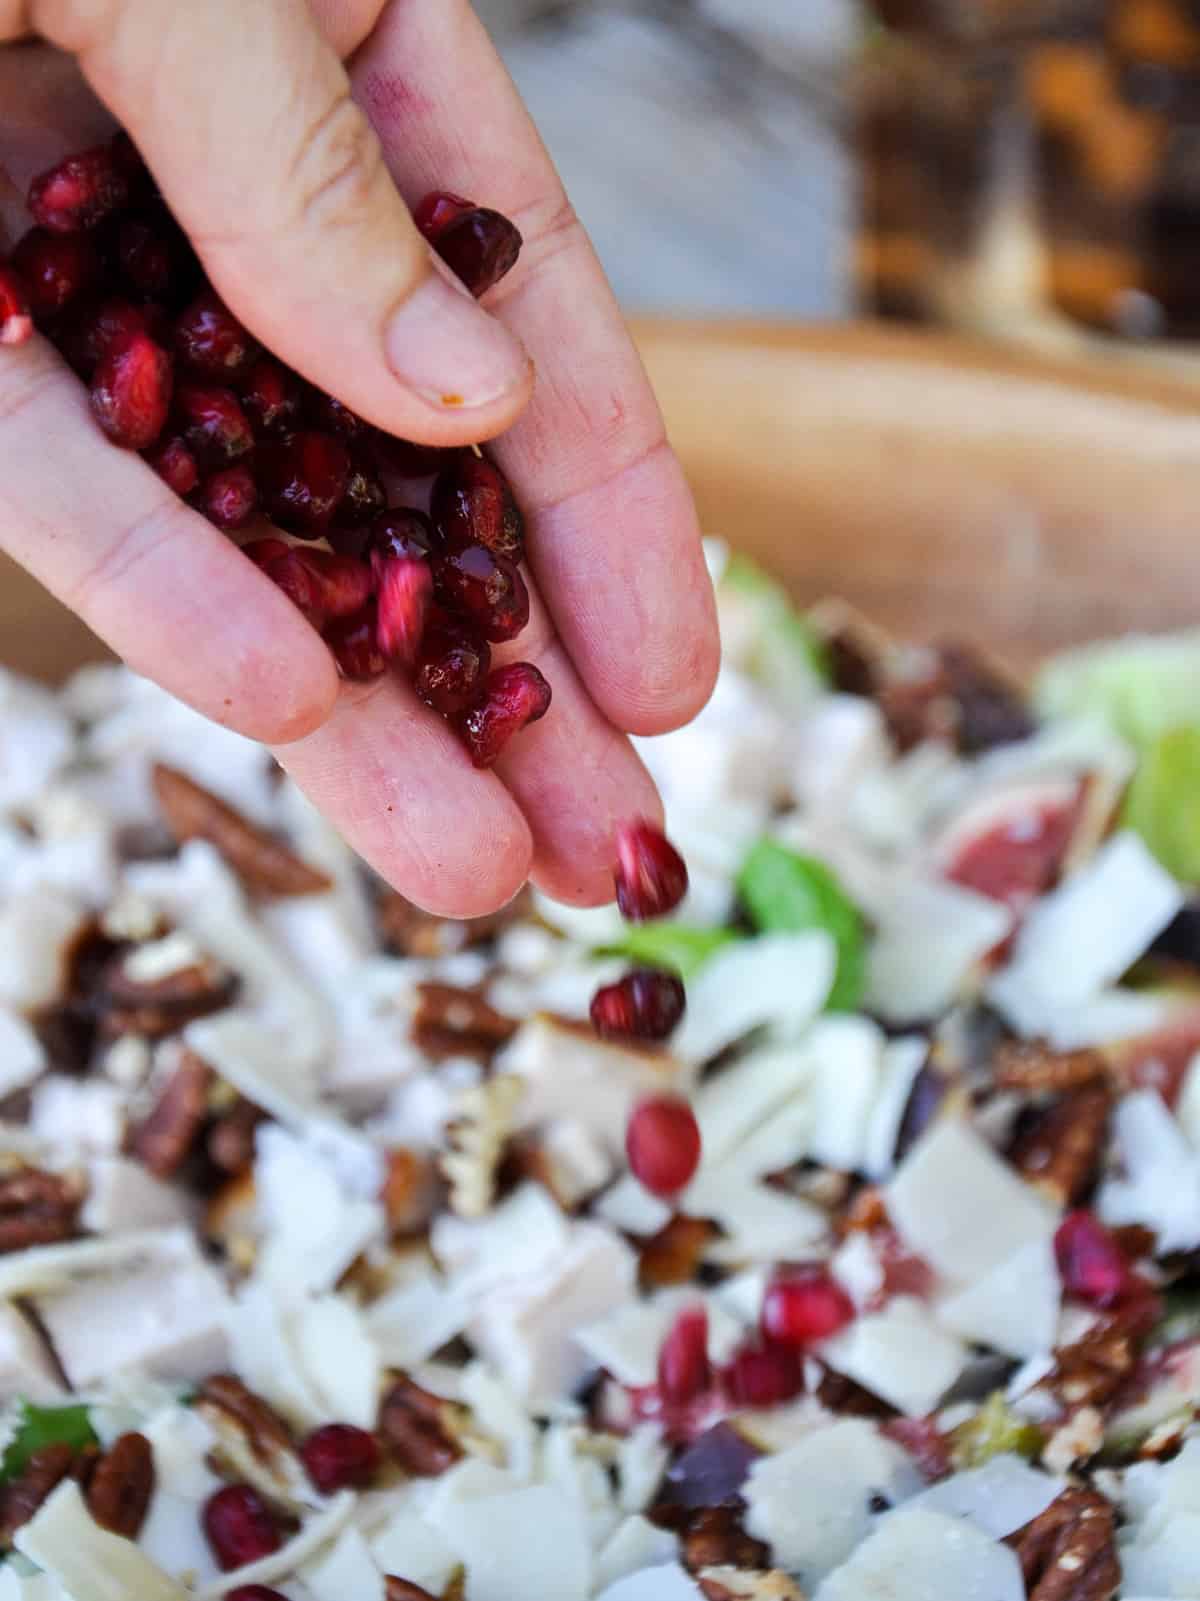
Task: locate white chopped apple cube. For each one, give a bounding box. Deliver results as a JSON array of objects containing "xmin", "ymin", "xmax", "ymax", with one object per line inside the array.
[{"xmin": 820, "ymin": 1298, "xmax": 967, "ymax": 1418}]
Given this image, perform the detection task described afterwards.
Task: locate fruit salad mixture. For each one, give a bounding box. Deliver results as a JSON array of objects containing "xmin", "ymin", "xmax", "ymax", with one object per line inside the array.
[{"xmin": 2, "ymin": 541, "xmax": 1200, "ymax": 1600}]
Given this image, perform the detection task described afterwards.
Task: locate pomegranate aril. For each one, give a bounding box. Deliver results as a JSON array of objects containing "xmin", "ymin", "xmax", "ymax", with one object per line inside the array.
[
  {"xmin": 202, "ymin": 1485, "xmax": 283, "ymax": 1570},
  {"xmin": 456, "ymin": 662, "xmax": 551, "ymax": 768},
  {"xmin": 257, "ymin": 431, "xmax": 350, "ymax": 536},
  {"xmin": 333, "ymin": 447, "xmax": 387, "ymax": 530},
  {"xmin": 201, "ymin": 465, "xmax": 259, "ymax": 530},
  {"xmin": 108, "ymin": 131, "xmax": 156, "ymax": 202},
  {"xmin": 761, "ymin": 1267, "xmax": 856, "ymax": 1348},
  {"xmin": 658, "ymin": 1307, "xmax": 711, "ymax": 1405},
  {"xmin": 414, "ymin": 613, "xmax": 491, "ymax": 716},
  {"xmin": 1054, "ymin": 1210, "xmax": 1145, "ymax": 1309},
  {"xmin": 28, "ymin": 144, "xmax": 129, "ymax": 234},
  {"xmin": 614, "ymin": 820, "xmax": 689, "ymax": 922},
  {"xmin": 723, "ymin": 1341, "xmax": 804, "ymax": 1408},
  {"xmin": 59, "ymin": 297, "xmax": 154, "ymax": 377},
  {"xmin": 625, "ymin": 1095, "xmax": 701, "ymax": 1198},
  {"xmin": 414, "ymin": 191, "xmax": 475, "ymax": 241},
  {"xmin": 372, "ymin": 435, "xmax": 455, "ymax": 478},
  {"xmin": 300, "ymin": 1423, "xmax": 381, "ymax": 1493},
  {"xmin": 175, "ymin": 290, "xmax": 259, "ymax": 381},
  {"xmin": 0, "ymin": 265, "xmax": 33, "ymax": 346},
  {"xmin": 11, "ymin": 228, "xmax": 98, "ymax": 320},
  {"xmin": 431, "ymin": 207, "xmax": 523, "ymax": 298},
  {"xmin": 590, "ymin": 968, "xmax": 685, "ymax": 1043},
  {"xmin": 175, "ymin": 382, "xmax": 254, "ymax": 466},
  {"xmin": 241, "ymin": 360, "xmax": 303, "ymax": 437},
  {"xmin": 306, "ymin": 391, "xmax": 370, "ymax": 440},
  {"xmin": 146, "ymin": 435, "xmax": 200, "ymax": 497},
  {"xmin": 90, "ymin": 332, "xmax": 173, "ymax": 450},
  {"xmin": 116, "ymin": 216, "xmax": 177, "ymax": 300},
  {"xmin": 326, "ymin": 604, "xmax": 387, "ymax": 681},
  {"xmin": 303, "ymin": 550, "xmax": 374, "ymax": 620},
  {"xmin": 375, "ymin": 555, "xmax": 433, "ymax": 666},
  {"xmin": 432, "ymin": 543, "xmax": 529, "ymax": 643},
  {"xmin": 243, "ymin": 537, "xmax": 294, "ymax": 571},
  {"xmin": 256, "ymin": 550, "xmax": 326, "ymax": 629},
  {"xmin": 368, "ymin": 507, "xmax": 437, "ymax": 562},
  {"xmin": 432, "ymin": 453, "xmax": 525, "ymax": 563}
]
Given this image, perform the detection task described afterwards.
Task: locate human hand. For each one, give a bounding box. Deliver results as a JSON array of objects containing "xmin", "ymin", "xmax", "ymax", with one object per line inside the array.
[{"xmin": 0, "ymin": 0, "xmax": 719, "ymax": 916}]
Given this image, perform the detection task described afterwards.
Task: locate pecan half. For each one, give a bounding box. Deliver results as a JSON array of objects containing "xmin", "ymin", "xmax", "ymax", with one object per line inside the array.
[
  {"xmin": 0, "ymin": 1444, "xmax": 76, "ymax": 1547},
  {"xmin": 993, "ymin": 1043, "xmax": 1111, "ymax": 1095},
  {"xmin": 0, "ymin": 1166, "xmax": 84, "ymax": 1254},
  {"xmin": 196, "ymin": 1374, "xmax": 309, "ymax": 1508},
  {"xmin": 378, "ymin": 1375, "xmax": 463, "ymax": 1477},
  {"xmin": 682, "ymin": 1507, "xmax": 771, "ymax": 1575},
  {"xmin": 153, "ymin": 764, "xmax": 331, "ymax": 897},
  {"xmin": 639, "ymin": 1216, "xmax": 719, "ymax": 1289},
  {"xmin": 1011, "ymin": 1085, "xmax": 1112, "ymax": 1207},
  {"xmin": 206, "ymin": 1097, "xmax": 267, "ymax": 1175},
  {"xmin": 699, "ymin": 1571, "xmax": 804, "ymax": 1601},
  {"xmin": 130, "ymin": 1049, "xmax": 213, "ymax": 1179},
  {"xmin": 98, "ymin": 951, "xmax": 237, "ymax": 1039},
  {"xmin": 409, "ymin": 983, "xmax": 517, "ymax": 1063},
  {"xmin": 86, "ymin": 1432, "xmax": 154, "ymax": 1538},
  {"xmin": 379, "ymin": 1147, "xmax": 440, "ymax": 1236},
  {"xmin": 377, "ymin": 888, "xmax": 528, "ymax": 959},
  {"xmin": 1007, "ymin": 1488, "xmax": 1120, "ymax": 1601},
  {"xmin": 1044, "ymin": 1301, "xmax": 1156, "ymax": 1412}
]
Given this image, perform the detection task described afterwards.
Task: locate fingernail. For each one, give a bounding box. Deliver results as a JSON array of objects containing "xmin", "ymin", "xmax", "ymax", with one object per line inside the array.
[{"xmin": 384, "ymin": 267, "xmax": 529, "ymax": 410}]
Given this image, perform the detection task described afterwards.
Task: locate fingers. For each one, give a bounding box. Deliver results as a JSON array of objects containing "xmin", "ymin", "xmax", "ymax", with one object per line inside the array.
[
  {"xmin": 351, "ymin": 0, "xmax": 719, "ymax": 735},
  {"xmin": 18, "ymin": 0, "xmax": 532, "ymax": 444},
  {"xmin": 271, "ymin": 676, "xmax": 534, "ymax": 919},
  {"xmin": 0, "ymin": 334, "xmax": 338, "ymax": 744}
]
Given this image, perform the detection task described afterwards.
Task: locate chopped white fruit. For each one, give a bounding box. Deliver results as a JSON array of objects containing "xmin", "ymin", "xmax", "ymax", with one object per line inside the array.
[
  {"xmin": 805, "ymin": 1016, "xmax": 887, "ymax": 1173},
  {"xmin": 291, "ymin": 1295, "xmax": 380, "ymax": 1429},
  {"xmin": 595, "ymin": 1515, "xmax": 679, "ymax": 1590},
  {"xmin": 868, "ymin": 877, "xmax": 1012, "ymax": 1026},
  {"xmin": 820, "ymin": 1297, "xmax": 967, "ymax": 1418},
  {"xmin": 82, "ymin": 1157, "xmax": 191, "ymax": 1234},
  {"xmin": 460, "ymin": 1362, "xmax": 540, "ymax": 1481},
  {"xmin": 254, "ymin": 1125, "xmax": 385, "ymax": 1300},
  {"xmin": 744, "ymin": 1419, "xmax": 923, "ymax": 1587},
  {"xmin": 226, "ymin": 1282, "xmax": 326, "ymax": 1429},
  {"xmin": 0, "ymin": 888, "xmax": 88, "ymax": 1011},
  {"xmin": 195, "ymin": 1493, "xmax": 357, "ymax": 1599},
  {"xmin": 137, "ymin": 1409, "xmax": 224, "ymax": 1585},
  {"xmin": 368, "ymin": 1513, "xmax": 459, "ymax": 1598},
  {"xmin": 432, "ymin": 1183, "xmax": 569, "ymax": 1294},
  {"xmin": 693, "ymin": 1178, "xmax": 828, "ymax": 1266},
  {"xmin": 813, "ymin": 1507, "xmax": 1025, "ymax": 1601},
  {"xmin": 1120, "ymin": 1438, "xmax": 1200, "ymax": 1596},
  {"xmin": 1099, "ymin": 1090, "xmax": 1200, "ymax": 1253},
  {"xmin": 540, "ymin": 1117, "xmax": 615, "ymax": 1205},
  {"xmin": 576, "ymin": 1292, "xmax": 742, "ymax": 1389},
  {"xmin": 830, "ymin": 1233, "xmax": 885, "ymax": 1311},
  {"xmin": 593, "ymin": 1175, "xmax": 673, "ymax": 1238},
  {"xmin": 0, "ymin": 1007, "xmax": 45, "ymax": 1099},
  {"xmin": 0, "ymin": 1224, "xmax": 196, "ymax": 1298},
  {"xmin": 907, "ymin": 1455, "xmax": 1064, "ymax": 1540},
  {"xmin": 16, "ymin": 1482, "xmax": 188, "ymax": 1601},
  {"xmin": 886, "ymin": 1119, "xmax": 1058, "ymax": 1283},
  {"xmin": 861, "ymin": 1038, "xmax": 928, "ymax": 1180},
  {"xmin": 596, "ymin": 1566, "xmax": 700, "ymax": 1601},
  {"xmin": 937, "ymin": 1238, "xmax": 1061, "ymax": 1360},
  {"xmin": 303, "ymin": 1529, "xmax": 384, "ymax": 1601},
  {"xmin": 0, "ymin": 671, "xmax": 75, "ymax": 813},
  {"xmin": 990, "ymin": 832, "xmax": 1182, "ymax": 1022},
  {"xmin": 365, "ymin": 1271, "xmax": 470, "ymax": 1369},
  {"xmin": 429, "ymin": 1483, "xmax": 591, "ymax": 1601},
  {"xmin": 0, "ymin": 1303, "xmax": 63, "ymax": 1402},
  {"xmin": 791, "ymin": 695, "xmax": 891, "ymax": 818},
  {"xmin": 689, "ymin": 1044, "xmax": 818, "ymax": 1172},
  {"xmin": 28, "ymin": 1075, "xmax": 126, "ymax": 1154},
  {"xmin": 671, "ymin": 933, "xmax": 836, "ymax": 1064}
]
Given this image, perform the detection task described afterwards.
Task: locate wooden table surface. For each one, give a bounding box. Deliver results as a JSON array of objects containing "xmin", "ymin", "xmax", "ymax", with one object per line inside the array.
[{"xmin": 6, "ymin": 318, "xmax": 1200, "ymax": 682}]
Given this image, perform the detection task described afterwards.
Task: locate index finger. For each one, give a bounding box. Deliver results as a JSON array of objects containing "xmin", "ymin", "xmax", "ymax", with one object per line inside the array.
[{"xmin": 347, "ymin": 0, "xmax": 720, "ymax": 737}]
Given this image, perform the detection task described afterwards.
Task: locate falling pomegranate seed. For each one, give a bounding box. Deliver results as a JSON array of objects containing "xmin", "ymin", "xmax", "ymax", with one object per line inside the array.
[
  {"xmin": 761, "ymin": 1268, "xmax": 856, "ymax": 1348},
  {"xmin": 658, "ymin": 1307, "xmax": 711, "ymax": 1405},
  {"xmin": 613, "ymin": 820, "xmax": 689, "ymax": 922},
  {"xmin": 241, "ymin": 359, "xmax": 303, "ymax": 437},
  {"xmin": 626, "ymin": 1095, "xmax": 702, "ymax": 1198},
  {"xmin": 590, "ymin": 968, "xmax": 685, "ymax": 1043},
  {"xmin": 414, "ymin": 612, "xmax": 491, "ymax": 716},
  {"xmin": 11, "ymin": 228, "xmax": 98, "ymax": 320},
  {"xmin": 372, "ymin": 435, "xmax": 455, "ymax": 478},
  {"xmin": 334, "ymin": 446, "xmax": 387, "ymax": 530},
  {"xmin": 202, "ymin": 1485, "xmax": 283, "ymax": 1570},
  {"xmin": 201, "ymin": 465, "xmax": 259, "ymax": 530},
  {"xmin": 146, "ymin": 435, "xmax": 200, "ymax": 496},
  {"xmin": 430, "ymin": 208, "xmax": 523, "ymax": 298},
  {"xmin": 432, "ymin": 452, "xmax": 525, "ymax": 563},
  {"xmin": 301, "ymin": 1424, "xmax": 381, "ymax": 1494},
  {"xmin": 90, "ymin": 331, "xmax": 173, "ymax": 450},
  {"xmin": 28, "ymin": 144, "xmax": 129, "ymax": 234},
  {"xmin": 175, "ymin": 290, "xmax": 259, "ymax": 381},
  {"xmin": 432, "ymin": 543, "xmax": 529, "ymax": 643},
  {"xmin": 723, "ymin": 1340, "xmax": 805, "ymax": 1408},
  {"xmin": 374, "ymin": 555, "xmax": 433, "ymax": 666},
  {"xmin": 414, "ymin": 191, "xmax": 475, "ymax": 241},
  {"xmin": 175, "ymin": 382, "xmax": 254, "ymax": 466},
  {"xmin": 1054, "ymin": 1211, "xmax": 1145, "ymax": 1309},
  {"xmin": 326, "ymin": 603, "xmax": 387, "ymax": 681},
  {"xmin": 0, "ymin": 266, "xmax": 33, "ymax": 346},
  {"xmin": 257, "ymin": 431, "xmax": 350, "ymax": 536},
  {"xmin": 456, "ymin": 662, "xmax": 551, "ymax": 768}
]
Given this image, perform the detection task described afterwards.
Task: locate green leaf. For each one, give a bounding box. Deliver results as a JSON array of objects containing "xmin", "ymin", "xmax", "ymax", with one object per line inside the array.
[
  {"xmin": 736, "ymin": 839, "xmax": 866, "ymax": 1012},
  {"xmin": 1123, "ymin": 726, "xmax": 1200, "ymax": 883},
  {"xmin": 1, "ymin": 1403, "xmax": 97, "ymax": 1481},
  {"xmin": 597, "ymin": 924, "xmax": 739, "ymax": 981},
  {"xmin": 1035, "ymin": 630, "xmax": 1200, "ymax": 751}
]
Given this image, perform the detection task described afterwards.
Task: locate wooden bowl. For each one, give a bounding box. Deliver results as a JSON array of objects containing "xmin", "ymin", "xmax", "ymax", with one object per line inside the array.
[{"xmin": 5, "ymin": 319, "xmax": 1200, "ymax": 680}]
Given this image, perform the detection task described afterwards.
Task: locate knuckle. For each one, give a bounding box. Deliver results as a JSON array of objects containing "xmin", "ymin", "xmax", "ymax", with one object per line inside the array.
[
  {"xmin": 286, "ymin": 89, "xmax": 389, "ymax": 238},
  {"xmin": 63, "ymin": 493, "xmax": 180, "ymax": 617}
]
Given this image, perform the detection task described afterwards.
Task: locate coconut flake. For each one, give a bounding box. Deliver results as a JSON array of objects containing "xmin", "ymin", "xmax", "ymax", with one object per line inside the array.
[
  {"xmin": 671, "ymin": 934, "xmax": 836, "ymax": 1065},
  {"xmin": 303, "ymin": 1528, "xmax": 384, "ymax": 1601},
  {"xmin": 812, "ymin": 1506, "xmax": 1025, "ymax": 1601},
  {"xmin": 15, "ymin": 1481, "xmax": 188, "ymax": 1601},
  {"xmin": 0, "ymin": 1008, "xmax": 46, "ymax": 1099},
  {"xmin": 82, "ymin": 1157, "xmax": 190, "ymax": 1234},
  {"xmin": 460, "ymin": 1362, "xmax": 539, "ymax": 1481},
  {"xmin": 291, "ymin": 1295, "xmax": 381, "ymax": 1429},
  {"xmin": 0, "ymin": 672, "xmax": 75, "ymax": 813},
  {"xmin": 861, "ymin": 1038, "xmax": 928, "ymax": 1181},
  {"xmin": 937, "ymin": 1238, "xmax": 1061, "ymax": 1361},
  {"xmin": 1098, "ymin": 1090, "xmax": 1200, "ymax": 1253},
  {"xmin": 820, "ymin": 1297, "xmax": 967, "ymax": 1418},
  {"xmin": 254, "ymin": 1125, "xmax": 385, "ymax": 1300},
  {"xmin": 367, "ymin": 1512, "xmax": 459, "ymax": 1597},
  {"xmin": 0, "ymin": 1303, "xmax": 63, "ymax": 1402},
  {"xmin": 28, "ymin": 1075, "xmax": 126, "ymax": 1154},
  {"xmin": 428, "ymin": 1483, "xmax": 591, "ymax": 1601},
  {"xmin": 226, "ymin": 1282, "xmax": 327, "ymax": 1429},
  {"xmin": 365, "ymin": 1271, "xmax": 470, "ymax": 1369},
  {"xmin": 576, "ymin": 1293, "xmax": 742, "ymax": 1389},
  {"xmin": 867, "ymin": 877, "xmax": 1012, "ymax": 1026},
  {"xmin": 0, "ymin": 889, "xmax": 88, "ymax": 1011},
  {"xmin": 907, "ymin": 1455, "xmax": 1064, "ymax": 1540},
  {"xmin": 596, "ymin": 1566, "xmax": 701, "ymax": 1601},
  {"xmin": 690, "ymin": 1044, "xmax": 818, "ymax": 1173},
  {"xmin": 595, "ymin": 1516, "xmax": 679, "ymax": 1590},
  {"xmin": 592, "ymin": 1175, "xmax": 673, "ymax": 1238},
  {"xmin": 431, "ymin": 1183, "xmax": 569, "ymax": 1295},
  {"xmin": 805, "ymin": 1016, "xmax": 887, "ymax": 1173},
  {"xmin": 616, "ymin": 1426, "xmax": 671, "ymax": 1515}
]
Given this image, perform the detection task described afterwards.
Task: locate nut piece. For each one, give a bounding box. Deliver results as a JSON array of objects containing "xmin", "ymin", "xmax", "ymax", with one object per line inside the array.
[
  {"xmin": 409, "ymin": 982, "xmax": 517, "ymax": 1063},
  {"xmin": 699, "ymin": 1571, "xmax": 806, "ymax": 1601},
  {"xmin": 0, "ymin": 1166, "xmax": 84, "ymax": 1254},
  {"xmin": 0, "ymin": 1444, "xmax": 76, "ymax": 1547},
  {"xmin": 639, "ymin": 1216, "xmax": 718, "ymax": 1290},
  {"xmin": 993, "ymin": 1043, "xmax": 1111, "ymax": 1095},
  {"xmin": 130, "ymin": 1049, "xmax": 213, "ymax": 1179},
  {"xmin": 1011, "ymin": 1085, "xmax": 1113, "ymax": 1207},
  {"xmin": 153, "ymin": 763, "xmax": 331, "ymax": 897},
  {"xmin": 195, "ymin": 1374, "xmax": 309, "ymax": 1507},
  {"xmin": 440, "ymin": 1074, "xmax": 523, "ymax": 1219},
  {"xmin": 1006, "ymin": 1487, "xmax": 1120, "ymax": 1601},
  {"xmin": 86, "ymin": 1431, "xmax": 154, "ymax": 1538},
  {"xmin": 378, "ymin": 1375, "xmax": 464, "ymax": 1477},
  {"xmin": 379, "ymin": 1147, "xmax": 441, "ymax": 1236},
  {"xmin": 682, "ymin": 1508, "xmax": 771, "ymax": 1575},
  {"xmin": 206, "ymin": 1097, "xmax": 267, "ymax": 1175},
  {"xmin": 98, "ymin": 949, "xmax": 237, "ymax": 1039},
  {"xmin": 377, "ymin": 889, "xmax": 527, "ymax": 958},
  {"xmin": 1044, "ymin": 1302, "xmax": 1154, "ymax": 1413}
]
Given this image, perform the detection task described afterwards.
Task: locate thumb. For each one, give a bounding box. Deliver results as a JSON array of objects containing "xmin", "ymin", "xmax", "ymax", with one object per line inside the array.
[{"xmin": 24, "ymin": 0, "xmax": 532, "ymax": 444}]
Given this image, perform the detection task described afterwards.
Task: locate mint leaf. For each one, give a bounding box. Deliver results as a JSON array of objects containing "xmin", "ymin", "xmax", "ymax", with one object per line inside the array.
[
  {"xmin": 597, "ymin": 924, "xmax": 739, "ymax": 980},
  {"xmin": 737, "ymin": 839, "xmax": 866, "ymax": 1011},
  {"xmin": 2, "ymin": 1402, "xmax": 96, "ymax": 1481}
]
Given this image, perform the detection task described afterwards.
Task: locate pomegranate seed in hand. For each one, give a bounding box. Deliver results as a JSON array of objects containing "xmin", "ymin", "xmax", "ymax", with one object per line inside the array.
[
  {"xmin": 326, "ymin": 604, "xmax": 387, "ymax": 681},
  {"xmin": 61, "ymin": 298, "xmax": 155, "ymax": 377},
  {"xmin": 241, "ymin": 359, "xmax": 303, "ymax": 437},
  {"xmin": 432, "ymin": 453, "xmax": 525, "ymax": 563},
  {"xmin": 761, "ymin": 1268, "xmax": 856, "ymax": 1348},
  {"xmin": 658, "ymin": 1307, "xmax": 711, "ymax": 1405},
  {"xmin": 90, "ymin": 332, "xmax": 173, "ymax": 450},
  {"xmin": 432, "ymin": 544, "xmax": 529, "ymax": 643},
  {"xmin": 372, "ymin": 435, "xmax": 455, "ymax": 478},
  {"xmin": 626, "ymin": 1095, "xmax": 701, "ymax": 1197},
  {"xmin": 12, "ymin": 228, "xmax": 98, "ymax": 320},
  {"xmin": 1054, "ymin": 1211, "xmax": 1144, "ymax": 1309},
  {"xmin": 306, "ymin": 391, "xmax": 369, "ymax": 440},
  {"xmin": 252, "ymin": 548, "xmax": 326, "ymax": 630},
  {"xmin": 368, "ymin": 508, "xmax": 437, "ymax": 561},
  {"xmin": 613, "ymin": 821, "xmax": 689, "ymax": 922},
  {"xmin": 304, "ymin": 550, "xmax": 374, "ymax": 620},
  {"xmin": 590, "ymin": 969, "xmax": 685, "ymax": 1042},
  {"xmin": 0, "ymin": 266, "xmax": 32, "ymax": 346},
  {"xmin": 456, "ymin": 662, "xmax": 551, "ymax": 768},
  {"xmin": 301, "ymin": 1424, "xmax": 381, "ymax": 1493},
  {"xmin": 28, "ymin": 144, "xmax": 129, "ymax": 234},
  {"xmin": 723, "ymin": 1340, "xmax": 804, "ymax": 1407},
  {"xmin": 257, "ymin": 431, "xmax": 350, "ymax": 536},
  {"xmin": 374, "ymin": 555, "xmax": 433, "ymax": 666},
  {"xmin": 414, "ymin": 613, "xmax": 491, "ymax": 716},
  {"xmin": 201, "ymin": 465, "xmax": 259, "ymax": 530},
  {"xmin": 431, "ymin": 207, "xmax": 523, "ymax": 298},
  {"xmin": 203, "ymin": 1485, "xmax": 283, "ymax": 1570},
  {"xmin": 175, "ymin": 290, "xmax": 259, "ymax": 380},
  {"xmin": 414, "ymin": 191, "xmax": 475, "ymax": 241},
  {"xmin": 146, "ymin": 436, "xmax": 200, "ymax": 497},
  {"xmin": 108, "ymin": 131, "xmax": 156, "ymax": 200},
  {"xmin": 334, "ymin": 446, "xmax": 387, "ymax": 530},
  {"xmin": 116, "ymin": 216, "xmax": 176, "ymax": 300},
  {"xmin": 175, "ymin": 382, "xmax": 254, "ymax": 466}
]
